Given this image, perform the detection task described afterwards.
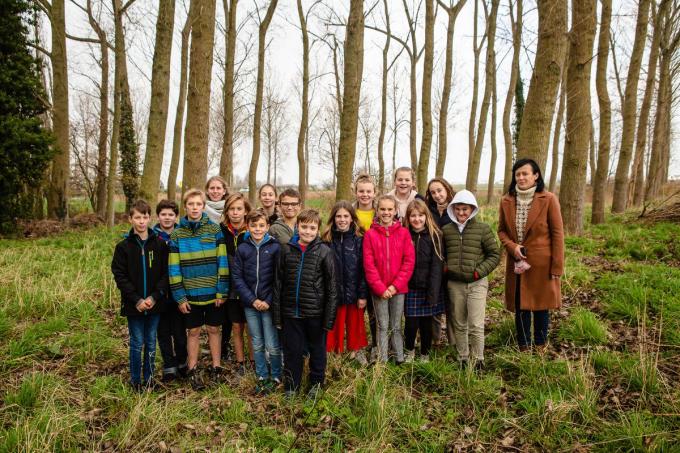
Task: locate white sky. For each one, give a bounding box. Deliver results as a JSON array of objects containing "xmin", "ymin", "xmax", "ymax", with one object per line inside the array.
[{"xmin": 59, "ymin": 0, "xmax": 678, "ymax": 190}]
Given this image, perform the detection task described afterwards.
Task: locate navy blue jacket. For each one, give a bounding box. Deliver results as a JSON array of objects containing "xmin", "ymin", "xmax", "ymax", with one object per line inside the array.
[
  {"xmin": 232, "ymin": 233, "xmax": 280, "ymax": 308},
  {"xmin": 327, "ymin": 227, "xmax": 368, "ymax": 306}
]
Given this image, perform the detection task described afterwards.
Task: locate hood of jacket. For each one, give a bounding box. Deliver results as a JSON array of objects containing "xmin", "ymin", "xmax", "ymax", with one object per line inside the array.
[
  {"xmin": 244, "ymin": 231, "xmax": 275, "ymax": 247},
  {"xmin": 447, "ymin": 190, "xmax": 479, "ymax": 231}
]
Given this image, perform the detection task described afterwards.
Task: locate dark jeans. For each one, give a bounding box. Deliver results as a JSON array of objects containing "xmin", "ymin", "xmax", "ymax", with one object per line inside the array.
[
  {"xmin": 281, "ymin": 317, "xmax": 326, "ymax": 392},
  {"xmin": 366, "ymin": 296, "xmax": 377, "ymax": 348},
  {"xmin": 405, "ymin": 316, "xmax": 433, "ymax": 355},
  {"xmin": 127, "ymin": 313, "xmax": 160, "ymax": 385},
  {"xmin": 515, "ymin": 276, "xmax": 550, "ymax": 347},
  {"xmin": 157, "ymin": 304, "xmax": 187, "ymax": 374}
]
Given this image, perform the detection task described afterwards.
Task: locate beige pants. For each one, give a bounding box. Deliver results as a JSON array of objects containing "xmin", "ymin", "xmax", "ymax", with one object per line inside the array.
[{"xmin": 447, "ymin": 278, "xmax": 488, "ymax": 361}]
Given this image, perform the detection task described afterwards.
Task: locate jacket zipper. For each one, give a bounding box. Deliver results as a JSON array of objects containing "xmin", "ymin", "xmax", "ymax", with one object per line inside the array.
[
  {"xmin": 385, "ymin": 227, "xmax": 390, "ymax": 288},
  {"xmin": 137, "ymin": 237, "xmax": 148, "ymax": 314},
  {"xmin": 458, "ymin": 229, "xmax": 464, "ymax": 270},
  {"xmin": 254, "ymin": 243, "xmax": 260, "ymax": 297},
  {"xmin": 295, "ymin": 248, "xmax": 305, "ymax": 317}
]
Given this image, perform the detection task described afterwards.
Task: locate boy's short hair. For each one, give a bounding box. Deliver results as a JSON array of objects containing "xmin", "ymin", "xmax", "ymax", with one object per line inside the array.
[
  {"xmin": 156, "ymin": 199, "xmax": 179, "ymax": 216},
  {"xmin": 182, "ymin": 188, "xmax": 206, "ymax": 206},
  {"xmin": 297, "ymin": 209, "xmax": 321, "ymax": 228},
  {"xmin": 246, "ymin": 209, "xmax": 270, "ymax": 225},
  {"xmin": 279, "ymin": 188, "xmax": 301, "ymax": 202},
  {"xmin": 129, "ymin": 199, "xmax": 151, "ymax": 216}
]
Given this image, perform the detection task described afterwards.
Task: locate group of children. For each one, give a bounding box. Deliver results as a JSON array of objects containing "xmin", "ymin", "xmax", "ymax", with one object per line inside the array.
[{"xmin": 112, "ymin": 168, "xmax": 500, "ymax": 398}]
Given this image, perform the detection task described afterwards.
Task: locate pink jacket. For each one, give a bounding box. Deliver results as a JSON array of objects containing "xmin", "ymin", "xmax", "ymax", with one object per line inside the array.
[{"xmin": 363, "ymin": 220, "xmax": 415, "ymax": 297}]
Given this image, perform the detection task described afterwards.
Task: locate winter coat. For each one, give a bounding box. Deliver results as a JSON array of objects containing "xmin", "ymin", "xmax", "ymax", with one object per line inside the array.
[
  {"xmin": 273, "ymin": 236, "xmax": 339, "ymax": 330},
  {"xmin": 443, "ymin": 190, "xmax": 501, "ymax": 283},
  {"xmin": 111, "ymin": 228, "xmax": 169, "ymax": 317},
  {"xmin": 152, "ymin": 223, "xmax": 177, "ymax": 243},
  {"xmin": 428, "ymin": 202, "xmax": 453, "ymax": 228},
  {"xmin": 387, "ymin": 189, "xmax": 425, "ymax": 220},
  {"xmin": 363, "ymin": 220, "xmax": 416, "ymax": 297},
  {"xmin": 326, "ymin": 227, "xmax": 369, "ymax": 306},
  {"xmin": 232, "ymin": 233, "xmax": 280, "ymax": 308},
  {"xmin": 269, "ymin": 218, "xmax": 296, "ymax": 246},
  {"xmin": 498, "ymin": 190, "xmax": 565, "ymax": 312},
  {"xmin": 168, "ymin": 214, "xmax": 229, "ymax": 305},
  {"xmin": 408, "ymin": 229, "xmax": 445, "ymax": 306},
  {"xmin": 221, "ymin": 223, "xmax": 248, "ymax": 299}
]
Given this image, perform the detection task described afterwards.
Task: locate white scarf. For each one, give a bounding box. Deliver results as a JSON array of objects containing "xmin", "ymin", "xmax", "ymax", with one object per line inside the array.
[{"xmin": 204, "ymin": 199, "xmax": 225, "ymax": 224}]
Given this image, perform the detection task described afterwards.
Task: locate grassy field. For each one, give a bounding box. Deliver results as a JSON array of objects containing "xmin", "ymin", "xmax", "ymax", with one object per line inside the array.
[{"xmin": 1, "ymin": 208, "xmax": 680, "ymax": 451}]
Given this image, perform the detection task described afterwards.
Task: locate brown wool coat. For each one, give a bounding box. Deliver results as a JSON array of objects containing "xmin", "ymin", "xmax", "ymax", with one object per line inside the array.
[{"xmin": 498, "ymin": 190, "xmax": 565, "ymax": 312}]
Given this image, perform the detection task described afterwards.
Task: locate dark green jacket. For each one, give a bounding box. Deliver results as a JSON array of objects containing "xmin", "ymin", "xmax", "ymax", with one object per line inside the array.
[{"xmin": 442, "ymin": 218, "xmax": 500, "ymax": 283}]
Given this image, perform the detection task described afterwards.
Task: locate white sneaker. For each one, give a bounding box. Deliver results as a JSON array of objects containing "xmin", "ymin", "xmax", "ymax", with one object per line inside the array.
[{"xmin": 404, "ymin": 350, "xmax": 415, "ymax": 363}]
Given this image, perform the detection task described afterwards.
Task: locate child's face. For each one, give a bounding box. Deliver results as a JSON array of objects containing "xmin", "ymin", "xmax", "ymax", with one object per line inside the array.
[
  {"xmin": 185, "ymin": 196, "xmax": 204, "ymax": 221},
  {"xmin": 394, "ymin": 171, "xmax": 413, "ymax": 196},
  {"xmin": 409, "ymin": 210, "xmax": 426, "ymax": 232},
  {"xmin": 297, "ymin": 221, "xmax": 318, "ymax": 245},
  {"xmin": 207, "ymin": 181, "xmax": 227, "ymax": 202},
  {"xmin": 131, "ymin": 209, "xmax": 150, "ymax": 234},
  {"xmin": 227, "ymin": 199, "xmax": 246, "ymax": 225},
  {"xmin": 158, "ymin": 208, "xmax": 177, "ymax": 230},
  {"xmin": 429, "ymin": 182, "xmax": 448, "ymax": 205},
  {"xmin": 279, "ymin": 196, "xmax": 301, "ymax": 220},
  {"xmin": 248, "ymin": 218, "xmax": 269, "ymax": 242},
  {"xmin": 355, "ymin": 182, "xmax": 376, "ymax": 208},
  {"xmin": 454, "ymin": 204, "xmax": 474, "ymax": 223},
  {"xmin": 377, "ymin": 200, "xmax": 396, "ymax": 225},
  {"xmin": 259, "ymin": 187, "xmax": 276, "ymax": 208},
  {"xmin": 334, "ymin": 208, "xmax": 352, "ymax": 232}
]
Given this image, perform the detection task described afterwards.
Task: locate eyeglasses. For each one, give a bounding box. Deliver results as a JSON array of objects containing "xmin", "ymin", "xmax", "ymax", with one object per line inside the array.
[{"xmin": 280, "ymin": 202, "xmax": 300, "ymax": 207}]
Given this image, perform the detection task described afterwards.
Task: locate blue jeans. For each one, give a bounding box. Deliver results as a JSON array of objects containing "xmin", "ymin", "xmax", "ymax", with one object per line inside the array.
[
  {"xmin": 244, "ymin": 307, "xmax": 282, "ymax": 380},
  {"xmin": 127, "ymin": 314, "xmax": 160, "ymax": 385}
]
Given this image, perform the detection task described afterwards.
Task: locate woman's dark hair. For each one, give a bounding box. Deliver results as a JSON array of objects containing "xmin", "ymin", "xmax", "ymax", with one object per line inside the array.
[{"xmin": 508, "ymin": 158, "xmax": 545, "ymax": 195}]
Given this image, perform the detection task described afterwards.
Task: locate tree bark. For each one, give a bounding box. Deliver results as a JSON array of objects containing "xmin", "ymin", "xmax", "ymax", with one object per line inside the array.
[
  {"xmin": 487, "ymin": 51, "xmax": 498, "ymax": 204},
  {"xmin": 335, "ymin": 0, "xmax": 364, "ymax": 201},
  {"xmin": 591, "ymin": 0, "xmax": 611, "ymax": 226},
  {"xmin": 182, "ymin": 0, "xmax": 217, "ymax": 194},
  {"xmin": 296, "ymin": 0, "xmax": 309, "ymax": 206},
  {"xmin": 559, "ymin": 0, "xmax": 596, "ymax": 234},
  {"xmin": 611, "ymin": 0, "xmax": 651, "ymax": 213},
  {"xmin": 167, "ymin": 3, "xmax": 193, "ymax": 202},
  {"xmin": 403, "ymin": 0, "xmax": 421, "ymax": 170},
  {"xmin": 140, "ymin": 0, "xmax": 176, "ymax": 207},
  {"xmin": 467, "ymin": 0, "xmax": 483, "ymax": 183},
  {"xmin": 502, "ymin": 0, "xmax": 521, "ymax": 192},
  {"xmin": 516, "ymin": 0, "xmax": 568, "ymax": 169},
  {"xmin": 249, "ymin": 0, "xmax": 279, "ymax": 204},
  {"xmin": 377, "ymin": 0, "xmax": 391, "ymax": 191},
  {"xmin": 48, "ymin": 0, "xmax": 70, "ymax": 220},
  {"xmin": 417, "ymin": 0, "xmax": 435, "ymax": 193},
  {"xmin": 219, "ymin": 0, "xmax": 238, "ymax": 187},
  {"xmin": 548, "ymin": 67, "xmax": 566, "ymax": 193}
]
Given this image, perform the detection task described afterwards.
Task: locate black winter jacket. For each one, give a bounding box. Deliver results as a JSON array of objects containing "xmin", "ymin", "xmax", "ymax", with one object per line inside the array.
[
  {"xmin": 273, "ymin": 236, "xmax": 339, "ymax": 330},
  {"xmin": 327, "ymin": 227, "xmax": 368, "ymax": 306},
  {"xmin": 428, "ymin": 203, "xmax": 453, "ymax": 228},
  {"xmin": 232, "ymin": 233, "xmax": 280, "ymax": 308},
  {"xmin": 111, "ymin": 228, "xmax": 169, "ymax": 317},
  {"xmin": 221, "ymin": 223, "xmax": 247, "ymax": 299},
  {"xmin": 408, "ymin": 229, "xmax": 445, "ymax": 306}
]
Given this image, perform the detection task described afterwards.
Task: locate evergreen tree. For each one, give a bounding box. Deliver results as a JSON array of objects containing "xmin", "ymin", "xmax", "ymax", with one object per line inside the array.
[{"xmin": 0, "ymin": 0, "xmax": 54, "ymax": 233}]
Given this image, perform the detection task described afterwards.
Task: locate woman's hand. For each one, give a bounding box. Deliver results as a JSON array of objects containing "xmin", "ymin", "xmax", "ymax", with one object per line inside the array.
[
  {"xmin": 550, "ymin": 274, "xmax": 560, "ymax": 280},
  {"xmin": 357, "ymin": 298, "xmax": 367, "ymax": 309},
  {"xmin": 513, "ymin": 244, "xmax": 526, "ymax": 260}
]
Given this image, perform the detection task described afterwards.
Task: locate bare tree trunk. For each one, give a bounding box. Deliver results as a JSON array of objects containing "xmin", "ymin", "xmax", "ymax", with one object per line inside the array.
[
  {"xmin": 249, "ymin": 0, "xmax": 279, "ymax": 204},
  {"xmin": 336, "ymin": 0, "xmax": 364, "ymax": 201},
  {"xmin": 591, "ymin": 0, "xmax": 611, "ymax": 226},
  {"xmin": 502, "ymin": 0, "xmax": 521, "ymax": 191},
  {"xmin": 167, "ymin": 4, "xmax": 192, "ymax": 202},
  {"xmin": 220, "ymin": 0, "xmax": 238, "ymax": 187},
  {"xmin": 559, "ymin": 0, "xmax": 596, "ymax": 234},
  {"xmin": 611, "ymin": 0, "xmax": 651, "ymax": 213},
  {"xmin": 468, "ymin": 0, "xmax": 499, "ymax": 193},
  {"xmin": 548, "ymin": 70, "xmax": 566, "ymax": 193},
  {"xmin": 516, "ymin": 0, "xmax": 568, "ymax": 169},
  {"xmin": 487, "ymin": 52, "xmax": 498, "ymax": 204},
  {"xmin": 631, "ymin": 1, "xmax": 663, "ymax": 206},
  {"xmin": 48, "ymin": 0, "xmax": 70, "ymax": 220},
  {"xmin": 377, "ymin": 0, "xmax": 391, "ymax": 191},
  {"xmin": 140, "ymin": 0, "xmax": 176, "ymax": 207},
  {"xmin": 402, "ymin": 0, "xmax": 421, "ymax": 170},
  {"xmin": 468, "ymin": 0, "xmax": 483, "ymax": 182},
  {"xmin": 417, "ymin": 0, "xmax": 435, "ymax": 192},
  {"xmin": 296, "ymin": 0, "xmax": 309, "ymax": 206},
  {"xmin": 436, "ymin": 0, "xmax": 466, "ymax": 179},
  {"xmin": 182, "ymin": 0, "xmax": 217, "ymax": 194}
]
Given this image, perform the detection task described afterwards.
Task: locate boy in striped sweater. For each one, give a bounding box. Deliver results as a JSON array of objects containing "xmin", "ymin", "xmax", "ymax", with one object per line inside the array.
[{"xmin": 169, "ymin": 189, "xmax": 229, "ymax": 390}]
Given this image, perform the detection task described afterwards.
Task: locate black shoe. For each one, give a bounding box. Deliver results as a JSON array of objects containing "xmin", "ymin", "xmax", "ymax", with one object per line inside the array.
[
  {"xmin": 130, "ymin": 382, "xmax": 143, "ymax": 393},
  {"xmin": 221, "ymin": 344, "xmax": 234, "ymax": 362},
  {"xmin": 178, "ymin": 365, "xmax": 188, "ymax": 378},
  {"xmin": 459, "ymin": 360, "xmax": 469, "ymax": 370},
  {"xmin": 306, "ymin": 384, "xmax": 322, "ymax": 401},
  {"xmin": 207, "ymin": 365, "xmax": 224, "ymax": 385},
  {"xmin": 474, "ymin": 360, "xmax": 485, "ymax": 372},
  {"xmin": 161, "ymin": 371, "xmax": 178, "ymax": 383},
  {"xmin": 187, "ymin": 367, "xmax": 205, "ymax": 391},
  {"xmin": 235, "ymin": 362, "xmax": 246, "ymax": 377}
]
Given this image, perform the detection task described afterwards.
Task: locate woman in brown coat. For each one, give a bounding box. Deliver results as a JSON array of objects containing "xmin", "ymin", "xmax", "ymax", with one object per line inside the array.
[{"xmin": 498, "ymin": 158, "xmax": 564, "ymax": 351}]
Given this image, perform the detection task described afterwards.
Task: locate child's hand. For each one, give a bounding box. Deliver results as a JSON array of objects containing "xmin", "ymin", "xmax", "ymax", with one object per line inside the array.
[
  {"xmin": 143, "ymin": 297, "xmax": 155, "ymax": 310},
  {"xmin": 259, "ymin": 301, "xmax": 270, "ymax": 311},
  {"xmin": 387, "ymin": 285, "xmax": 397, "ymax": 296},
  {"xmin": 178, "ymin": 302, "xmax": 191, "ymax": 314},
  {"xmin": 136, "ymin": 299, "xmax": 146, "ymax": 312},
  {"xmin": 357, "ymin": 298, "xmax": 367, "ymax": 309},
  {"xmin": 215, "ymin": 298, "xmax": 224, "ymax": 307},
  {"xmin": 381, "ymin": 289, "xmax": 392, "ymax": 299}
]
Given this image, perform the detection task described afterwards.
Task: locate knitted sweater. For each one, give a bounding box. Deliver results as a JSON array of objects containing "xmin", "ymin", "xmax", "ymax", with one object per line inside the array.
[
  {"xmin": 168, "ymin": 213, "xmax": 229, "ymax": 305},
  {"xmin": 515, "ymin": 186, "xmax": 537, "ymax": 244}
]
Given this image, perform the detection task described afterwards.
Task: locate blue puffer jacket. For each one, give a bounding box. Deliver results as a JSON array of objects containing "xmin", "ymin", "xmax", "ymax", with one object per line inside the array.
[
  {"xmin": 327, "ymin": 227, "xmax": 368, "ymax": 305},
  {"xmin": 232, "ymin": 232, "xmax": 280, "ymax": 308}
]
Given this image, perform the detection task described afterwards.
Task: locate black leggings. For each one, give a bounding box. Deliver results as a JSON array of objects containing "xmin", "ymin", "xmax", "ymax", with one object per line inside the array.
[{"xmin": 404, "ymin": 316, "xmax": 433, "ymax": 355}]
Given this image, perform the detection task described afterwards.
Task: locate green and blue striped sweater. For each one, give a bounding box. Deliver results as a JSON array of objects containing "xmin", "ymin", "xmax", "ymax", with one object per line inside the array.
[{"xmin": 168, "ymin": 213, "xmax": 229, "ymax": 305}]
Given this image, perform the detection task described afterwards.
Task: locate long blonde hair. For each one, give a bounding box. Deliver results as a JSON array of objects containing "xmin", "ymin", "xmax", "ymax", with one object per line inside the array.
[{"xmin": 404, "ymin": 199, "xmax": 443, "ymax": 260}]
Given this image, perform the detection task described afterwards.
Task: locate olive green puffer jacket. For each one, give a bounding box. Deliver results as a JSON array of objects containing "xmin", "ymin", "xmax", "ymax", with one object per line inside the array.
[{"xmin": 442, "ymin": 218, "xmax": 500, "ymax": 283}]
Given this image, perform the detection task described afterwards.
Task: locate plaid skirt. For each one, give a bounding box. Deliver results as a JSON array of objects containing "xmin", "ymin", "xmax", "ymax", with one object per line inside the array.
[{"xmin": 404, "ymin": 288, "xmax": 445, "ymax": 317}]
